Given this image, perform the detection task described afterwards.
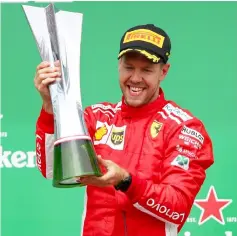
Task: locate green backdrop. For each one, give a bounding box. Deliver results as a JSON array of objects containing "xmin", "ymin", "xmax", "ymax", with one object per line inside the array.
[{"xmin": 1, "ymin": 1, "xmax": 237, "ymax": 236}]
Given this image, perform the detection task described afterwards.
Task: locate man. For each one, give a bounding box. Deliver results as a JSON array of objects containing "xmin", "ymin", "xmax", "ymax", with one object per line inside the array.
[{"xmin": 34, "ymin": 24, "xmax": 214, "ymax": 236}]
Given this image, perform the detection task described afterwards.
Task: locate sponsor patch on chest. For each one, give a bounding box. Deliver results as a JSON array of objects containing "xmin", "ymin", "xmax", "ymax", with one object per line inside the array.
[
  {"xmin": 150, "ymin": 120, "xmax": 163, "ymax": 139},
  {"xmin": 93, "ymin": 121, "xmax": 126, "ymax": 150}
]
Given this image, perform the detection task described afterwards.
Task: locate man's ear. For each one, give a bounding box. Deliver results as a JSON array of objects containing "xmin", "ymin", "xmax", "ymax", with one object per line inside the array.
[
  {"xmin": 160, "ymin": 63, "xmax": 170, "ymax": 81},
  {"xmin": 118, "ymin": 58, "xmax": 122, "ymax": 72},
  {"xmin": 157, "ymin": 63, "xmax": 170, "ymax": 82},
  {"xmin": 162, "ymin": 63, "xmax": 170, "ymax": 75}
]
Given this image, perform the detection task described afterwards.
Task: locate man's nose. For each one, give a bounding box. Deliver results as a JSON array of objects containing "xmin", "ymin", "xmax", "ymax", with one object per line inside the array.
[{"xmin": 130, "ymin": 70, "xmax": 142, "ymax": 83}]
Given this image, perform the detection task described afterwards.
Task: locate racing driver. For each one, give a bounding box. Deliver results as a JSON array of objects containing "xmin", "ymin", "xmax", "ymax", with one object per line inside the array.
[{"xmin": 34, "ymin": 24, "xmax": 214, "ymax": 236}]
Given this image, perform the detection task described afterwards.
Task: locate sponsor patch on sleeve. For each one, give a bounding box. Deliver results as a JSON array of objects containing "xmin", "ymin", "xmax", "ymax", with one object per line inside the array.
[
  {"xmin": 181, "ymin": 125, "xmax": 204, "ymax": 144},
  {"xmin": 171, "ymin": 155, "xmax": 190, "ymax": 170}
]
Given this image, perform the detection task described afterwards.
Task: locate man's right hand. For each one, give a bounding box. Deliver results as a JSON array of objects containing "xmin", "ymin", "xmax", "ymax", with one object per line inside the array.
[{"xmin": 34, "ymin": 61, "xmax": 61, "ymax": 114}]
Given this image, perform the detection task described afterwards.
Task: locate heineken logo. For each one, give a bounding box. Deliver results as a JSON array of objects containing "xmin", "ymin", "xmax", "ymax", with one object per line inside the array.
[
  {"xmin": 0, "ymin": 145, "xmax": 36, "ymax": 168},
  {"xmin": 0, "ymin": 114, "xmax": 36, "ymax": 168}
]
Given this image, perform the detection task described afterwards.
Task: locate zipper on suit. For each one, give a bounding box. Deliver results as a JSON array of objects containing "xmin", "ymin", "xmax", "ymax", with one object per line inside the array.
[{"xmin": 122, "ymin": 211, "xmax": 128, "ymax": 236}]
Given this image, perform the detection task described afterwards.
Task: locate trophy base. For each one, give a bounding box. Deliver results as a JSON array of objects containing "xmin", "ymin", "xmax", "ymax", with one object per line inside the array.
[{"xmin": 53, "ymin": 138, "xmax": 102, "ymax": 188}]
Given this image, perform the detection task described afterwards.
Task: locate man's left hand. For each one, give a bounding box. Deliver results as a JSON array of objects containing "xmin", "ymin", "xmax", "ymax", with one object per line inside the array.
[{"xmin": 78, "ymin": 155, "xmax": 129, "ymax": 187}]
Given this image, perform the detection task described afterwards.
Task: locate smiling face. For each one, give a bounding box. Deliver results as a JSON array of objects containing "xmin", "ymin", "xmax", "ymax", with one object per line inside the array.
[{"xmin": 118, "ymin": 51, "xmax": 170, "ymax": 107}]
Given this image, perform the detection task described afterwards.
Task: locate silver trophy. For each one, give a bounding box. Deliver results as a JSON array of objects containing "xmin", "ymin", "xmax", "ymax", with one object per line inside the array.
[{"xmin": 22, "ymin": 3, "xmax": 102, "ymax": 188}]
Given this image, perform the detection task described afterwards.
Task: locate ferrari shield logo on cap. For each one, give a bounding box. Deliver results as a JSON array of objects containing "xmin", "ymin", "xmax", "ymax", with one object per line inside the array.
[{"xmin": 150, "ymin": 120, "xmax": 163, "ymax": 139}]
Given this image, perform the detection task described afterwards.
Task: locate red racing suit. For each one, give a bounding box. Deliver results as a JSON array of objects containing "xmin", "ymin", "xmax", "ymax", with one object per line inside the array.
[{"xmin": 35, "ymin": 88, "xmax": 214, "ymax": 236}]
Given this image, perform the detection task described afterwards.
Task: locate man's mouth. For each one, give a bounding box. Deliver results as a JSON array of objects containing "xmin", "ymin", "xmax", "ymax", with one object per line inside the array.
[{"xmin": 127, "ymin": 85, "xmax": 144, "ymax": 96}]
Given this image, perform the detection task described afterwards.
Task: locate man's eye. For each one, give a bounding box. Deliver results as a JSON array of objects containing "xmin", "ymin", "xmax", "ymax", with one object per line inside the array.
[
  {"xmin": 125, "ymin": 66, "xmax": 133, "ymax": 70},
  {"xmin": 144, "ymin": 69, "xmax": 152, "ymax": 72}
]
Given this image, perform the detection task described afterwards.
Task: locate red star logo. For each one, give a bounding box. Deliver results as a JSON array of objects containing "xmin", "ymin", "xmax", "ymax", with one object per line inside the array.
[{"xmin": 194, "ymin": 186, "xmax": 232, "ymax": 225}]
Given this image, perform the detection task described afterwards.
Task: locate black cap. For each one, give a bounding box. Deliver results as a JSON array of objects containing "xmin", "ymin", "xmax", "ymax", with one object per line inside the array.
[{"xmin": 118, "ymin": 24, "xmax": 171, "ymax": 64}]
